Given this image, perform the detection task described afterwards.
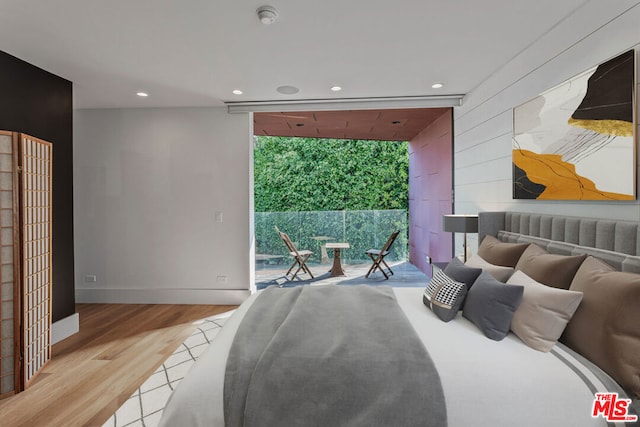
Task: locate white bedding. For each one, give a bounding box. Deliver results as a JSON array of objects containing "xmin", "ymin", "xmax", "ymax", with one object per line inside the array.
[{"xmin": 160, "ymin": 287, "xmax": 611, "ymax": 427}]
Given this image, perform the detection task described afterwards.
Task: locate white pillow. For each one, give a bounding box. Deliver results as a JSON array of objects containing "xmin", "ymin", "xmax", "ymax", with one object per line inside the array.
[
  {"xmin": 506, "ymin": 270, "xmax": 583, "ymax": 352},
  {"xmin": 465, "ymin": 254, "xmax": 514, "ymax": 282}
]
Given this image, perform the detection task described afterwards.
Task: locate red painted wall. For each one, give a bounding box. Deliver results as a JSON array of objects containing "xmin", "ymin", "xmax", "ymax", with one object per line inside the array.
[{"xmin": 408, "ymin": 109, "xmax": 453, "ymax": 275}]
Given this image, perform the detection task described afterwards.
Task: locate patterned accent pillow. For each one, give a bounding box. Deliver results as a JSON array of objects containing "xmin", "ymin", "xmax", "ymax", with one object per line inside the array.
[{"xmin": 423, "ymin": 270, "xmax": 467, "ymax": 322}]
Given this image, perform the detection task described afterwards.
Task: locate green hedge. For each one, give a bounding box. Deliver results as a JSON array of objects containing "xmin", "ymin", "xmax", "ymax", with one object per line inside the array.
[{"xmin": 254, "ymin": 136, "xmax": 408, "ymax": 212}]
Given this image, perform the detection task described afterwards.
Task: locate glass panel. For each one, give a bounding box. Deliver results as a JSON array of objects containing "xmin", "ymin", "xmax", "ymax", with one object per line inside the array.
[{"xmin": 255, "ymin": 209, "xmax": 407, "ymax": 269}]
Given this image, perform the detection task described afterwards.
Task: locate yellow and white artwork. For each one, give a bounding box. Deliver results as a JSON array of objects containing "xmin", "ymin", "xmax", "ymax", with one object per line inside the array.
[{"xmin": 513, "ymin": 49, "xmax": 636, "ymax": 200}]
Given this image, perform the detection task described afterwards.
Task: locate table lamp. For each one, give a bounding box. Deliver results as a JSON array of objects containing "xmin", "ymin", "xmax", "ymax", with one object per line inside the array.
[{"xmin": 443, "ymin": 214, "xmax": 478, "ymax": 262}]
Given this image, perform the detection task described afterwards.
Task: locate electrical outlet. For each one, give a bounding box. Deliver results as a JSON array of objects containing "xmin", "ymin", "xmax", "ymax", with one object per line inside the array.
[
  {"xmin": 425, "ymin": 255, "xmax": 432, "ymax": 265},
  {"xmin": 216, "ymin": 275, "xmax": 227, "ymax": 284},
  {"xmin": 85, "ymin": 274, "xmax": 97, "ymax": 283},
  {"xmin": 215, "ymin": 211, "xmax": 223, "ymax": 223}
]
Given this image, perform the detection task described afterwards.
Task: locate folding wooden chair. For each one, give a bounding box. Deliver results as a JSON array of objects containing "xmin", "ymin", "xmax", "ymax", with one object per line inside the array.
[
  {"xmin": 275, "ymin": 227, "xmax": 315, "ymax": 280},
  {"xmin": 364, "ymin": 230, "xmax": 400, "ymax": 279}
]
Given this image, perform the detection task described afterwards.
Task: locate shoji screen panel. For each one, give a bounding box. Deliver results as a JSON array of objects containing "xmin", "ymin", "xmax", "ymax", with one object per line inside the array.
[
  {"xmin": 19, "ymin": 134, "xmax": 52, "ymax": 387},
  {"xmin": 0, "ymin": 131, "xmax": 52, "ymax": 398},
  {"xmin": 0, "ymin": 131, "xmax": 18, "ymax": 398}
]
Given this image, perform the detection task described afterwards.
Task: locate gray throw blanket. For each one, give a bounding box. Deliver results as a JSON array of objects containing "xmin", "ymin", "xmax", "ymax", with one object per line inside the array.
[{"xmin": 224, "ymin": 285, "xmax": 447, "ymax": 427}]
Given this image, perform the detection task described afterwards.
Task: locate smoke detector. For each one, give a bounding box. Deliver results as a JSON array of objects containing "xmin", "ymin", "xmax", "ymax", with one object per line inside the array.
[{"xmin": 257, "ymin": 5, "xmax": 279, "ymax": 25}]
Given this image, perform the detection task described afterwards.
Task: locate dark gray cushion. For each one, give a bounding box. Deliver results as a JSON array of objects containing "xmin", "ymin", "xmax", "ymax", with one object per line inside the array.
[
  {"xmin": 463, "ymin": 271, "xmax": 524, "ymax": 341},
  {"xmin": 443, "ymin": 257, "xmax": 482, "ymax": 291},
  {"xmin": 423, "ymin": 270, "xmax": 467, "ymax": 322}
]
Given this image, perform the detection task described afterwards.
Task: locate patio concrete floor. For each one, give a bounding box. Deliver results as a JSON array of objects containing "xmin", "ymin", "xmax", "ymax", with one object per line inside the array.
[{"xmin": 255, "ymin": 260, "xmax": 430, "ymax": 289}]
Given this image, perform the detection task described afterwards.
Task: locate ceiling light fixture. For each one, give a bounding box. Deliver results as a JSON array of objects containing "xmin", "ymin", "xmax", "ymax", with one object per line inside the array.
[
  {"xmin": 136, "ymin": 92, "xmax": 149, "ymax": 97},
  {"xmin": 276, "ymin": 85, "xmax": 299, "ymax": 95},
  {"xmin": 257, "ymin": 5, "xmax": 279, "ymax": 25},
  {"xmin": 331, "ymin": 86, "xmax": 342, "ymax": 92},
  {"xmin": 431, "ymin": 83, "xmax": 443, "ymax": 89},
  {"xmin": 232, "ymin": 89, "xmax": 243, "ymax": 95}
]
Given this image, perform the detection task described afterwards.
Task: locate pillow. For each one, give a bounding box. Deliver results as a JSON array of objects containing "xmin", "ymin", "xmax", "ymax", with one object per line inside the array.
[
  {"xmin": 462, "ymin": 271, "xmax": 524, "ymax": 341},
  {"xmin": 443, "ymin": 257, "xmax": 482, "ymax": 291},
  {"xmin": 423, "ymin": 270, "xmax": 467, "ymax": 322},
  {"xmin": 514, "ymin": 244, "xmax": 586, "ymax": 289},
  {"xmin": 562, "ymin": 256, "xmax": 640, "ymax": 399},
  {"xmin": 477, "ymin": 235, "xmax": 530, "ymax": 267},
  {"xmin": 506, "ymin": 270, "xmax": 583, "ymax": 352},
  {"xmin": 465, "ymin": 254, "xmax": 514, "ymax": 282}
]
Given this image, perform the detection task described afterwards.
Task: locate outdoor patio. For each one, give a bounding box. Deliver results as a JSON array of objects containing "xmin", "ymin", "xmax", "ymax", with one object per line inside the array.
[{"xmin": 255, "ymin": 260, "xmax": 430, "ymax": 289}]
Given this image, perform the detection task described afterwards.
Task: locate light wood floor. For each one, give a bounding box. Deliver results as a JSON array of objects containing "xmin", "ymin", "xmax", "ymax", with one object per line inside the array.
[{"xmin": 0, "ymin": 303, "xmax": 236, "ymax": 427}]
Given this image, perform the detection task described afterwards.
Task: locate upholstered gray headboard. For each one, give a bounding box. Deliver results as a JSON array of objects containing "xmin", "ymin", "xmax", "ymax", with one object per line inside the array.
[{"xmin": 478, "ymin": 211, "xmax": 640, "ymax": 273}]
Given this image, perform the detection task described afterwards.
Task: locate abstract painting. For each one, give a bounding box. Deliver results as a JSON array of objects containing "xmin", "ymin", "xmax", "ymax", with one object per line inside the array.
[{"xmin": 513, "ymin": 49, "xmax": 636, "ymax": 200}]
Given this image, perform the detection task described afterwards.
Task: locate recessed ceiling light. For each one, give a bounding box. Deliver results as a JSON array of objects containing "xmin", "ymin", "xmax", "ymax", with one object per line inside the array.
[
  {"xmin": 431, "ymin": 83, "xmax": 443, "ymax": 89},
  {"xmin": 136, "ymin": 92, "xmax": 149, "ymax": 97},
  {"xmin": 276, "ymin": 85, "xmax": 299, "ymax": 95},
  {"xmin": 232, "ymin": 89, "xmax": 243, "ymax": 95},
  {"xmin": 331, "ymin": 86, "xmax": 342, "ymax": 92}
]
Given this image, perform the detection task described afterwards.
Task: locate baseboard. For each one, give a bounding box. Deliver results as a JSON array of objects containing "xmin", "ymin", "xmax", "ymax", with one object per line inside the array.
[
  {"xmin": 51, "ymin": 313, "xmax": 80, "ymax": 345},
  {"xmin": 75, "ymin": 288, "xmax": 251, "ymax": 305}
]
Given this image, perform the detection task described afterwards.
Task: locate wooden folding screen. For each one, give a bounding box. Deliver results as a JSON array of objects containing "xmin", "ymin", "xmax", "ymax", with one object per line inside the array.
[
  {"xmin": 0, "ymin": 130, "xmax": 17, "ymax": 398},
  {"xmin": 0, "ymin": 131, "xmax": 52, "ymax": 398},
  {"xmin": 19, "ymin": 133, "xmax": 52, "ymax": 388}
]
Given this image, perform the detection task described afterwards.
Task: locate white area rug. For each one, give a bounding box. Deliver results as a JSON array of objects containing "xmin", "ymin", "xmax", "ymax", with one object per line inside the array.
[{"xmin": 102, "ymin": 311, "xmax": 234, "ymax": 427}]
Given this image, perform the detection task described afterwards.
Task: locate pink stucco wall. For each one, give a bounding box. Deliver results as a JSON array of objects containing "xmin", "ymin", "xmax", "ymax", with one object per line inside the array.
[{"xmin": 408, "ymin": 109, "xmax": 453, "ymax": 275}]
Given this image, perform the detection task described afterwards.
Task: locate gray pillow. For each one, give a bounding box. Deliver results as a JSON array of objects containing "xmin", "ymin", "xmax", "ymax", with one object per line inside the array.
[
  {"xmin": 444, "ymin": 257, "xmax": 482, "ymax": 291},
  {"xmin": 463, "ymin": 271, "xmax": 524, "ymax": 341},
  {"xmin": 423, "ymin": 270, "xmax": 467, "ymax": 322}
]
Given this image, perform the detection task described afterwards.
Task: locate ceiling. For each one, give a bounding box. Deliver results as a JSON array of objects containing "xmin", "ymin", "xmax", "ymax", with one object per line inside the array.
[
  {"xmin": 0, "ymin": 0, "xmax": 589, "ymax": 110},
  {"xmin": 254, "ymin": 108, "xmax": 450, "ymax": 141}
]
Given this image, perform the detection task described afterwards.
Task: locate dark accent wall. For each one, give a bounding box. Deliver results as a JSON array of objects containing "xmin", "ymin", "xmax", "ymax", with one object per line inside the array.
[{"xmin": 0, "ymin": 50, "xmax": 74, "ymax": 322}]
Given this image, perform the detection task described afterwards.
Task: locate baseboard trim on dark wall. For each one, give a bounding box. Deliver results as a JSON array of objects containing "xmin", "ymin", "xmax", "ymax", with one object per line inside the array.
[{"xmin": 0, "ymin": 50, "xmax": 75, "ymax": 322}]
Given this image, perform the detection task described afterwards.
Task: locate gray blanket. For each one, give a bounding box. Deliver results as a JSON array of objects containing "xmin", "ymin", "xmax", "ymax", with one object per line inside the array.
[{"xmin": 224, "ymin": 285, "xmax": 447, "ymax": 427}]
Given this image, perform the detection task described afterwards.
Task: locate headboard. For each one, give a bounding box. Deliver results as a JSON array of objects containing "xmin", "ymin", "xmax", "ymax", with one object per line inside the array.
[{"xmin": 478, "ymin": 211, "xmax": 640, "ymax": 273}]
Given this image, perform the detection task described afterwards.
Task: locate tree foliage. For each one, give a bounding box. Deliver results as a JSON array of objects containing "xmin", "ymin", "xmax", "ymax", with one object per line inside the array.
[{"xmin": 253, "ymin": 136, "xmax": 408, "ymax": 212}]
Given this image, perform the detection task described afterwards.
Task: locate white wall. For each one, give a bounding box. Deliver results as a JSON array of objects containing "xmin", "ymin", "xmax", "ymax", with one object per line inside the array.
[
  {"xmin": 454, "ymin": 1, "xmax": 640, "ymax": 251},
  {"xmin": 73, "ymin": 107, "xmax": 252, "ymax": 304}
]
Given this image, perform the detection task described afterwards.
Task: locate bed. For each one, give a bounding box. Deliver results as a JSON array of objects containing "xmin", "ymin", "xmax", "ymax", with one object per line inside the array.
[{"xmin": 159, "ymin": 211, "xmax": 640, "ymax": 427}]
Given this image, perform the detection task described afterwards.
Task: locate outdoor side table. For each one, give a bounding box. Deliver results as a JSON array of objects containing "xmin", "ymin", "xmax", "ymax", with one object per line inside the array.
[{"xmin": 326, "ymin": 242, "xmax": 350, "ymax": 276}]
